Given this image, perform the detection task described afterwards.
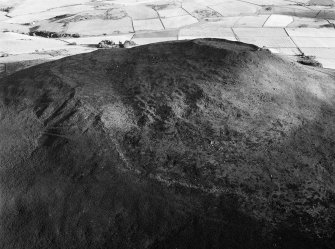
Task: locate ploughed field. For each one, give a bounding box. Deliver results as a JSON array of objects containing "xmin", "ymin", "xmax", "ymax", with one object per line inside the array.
[{"xmin": 0, "ymin": 39, "xmax": 335, "ymax": 249}]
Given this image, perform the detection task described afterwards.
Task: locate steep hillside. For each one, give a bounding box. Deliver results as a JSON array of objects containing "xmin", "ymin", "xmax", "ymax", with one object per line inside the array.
[{"xmin": 0, "ymin": 39, "xmax": 335, "ymax": 249}]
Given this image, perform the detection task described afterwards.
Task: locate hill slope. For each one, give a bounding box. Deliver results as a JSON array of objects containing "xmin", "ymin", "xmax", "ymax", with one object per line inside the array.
[{"xmin": 0, "ymin": 39, "xmax": 335, "ymax": 249}]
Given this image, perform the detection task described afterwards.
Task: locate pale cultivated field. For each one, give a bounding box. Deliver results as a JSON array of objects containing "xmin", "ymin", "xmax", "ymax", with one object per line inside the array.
[
  {"xmin": 239, "ymin": 36, "xmax": 297, "ymax": 48},
  {"xmin": 125, "ymin": 5, "xmax": 158, "ymax": 19},
  {"xmin": 161, "ymin": 15, "xmax": 198, "ymax": 29},
  {"xmin": 263, "ymin": 15, "xmax": 294, "ymax": 27},
  {"xmin": 286, "ymin": 28, "xmax": 335, "ymax": 37},
  {"xmin": 214, "ymin": 17, "xmax": 241, "ymax": 27},
  {"xmin": 9, "ymin": 0, "xmax": 92, "ymax": 16},
  {"xmin": 0, "ymin": 22, "xmax": 30, "ymax": 33},
  {"xmin": 157, "ymin": 8, "xmax": 188, "ymax": 18},
  {"xmin": 209, "ymin": 1, "xmax": 261, "ymax": 16},
  {"xmin": 132, "ymin": 36, "xmax": 177, "ymax": 45},
  {"xmin": 132, "ymin": 30, "xmax": 178, "ymax": 44},
  {"xmin": 300, "ymin": 47, "xmax": 335, "ymax": 68},
  {"xmin": 33, "ymin": 20, "xmax": 65, "ymax": 33},
  {"xmin": 66, "ymin": 18, "xmax": 134, "ymax": 36},
  {"xmin": 287, "ymin": 17, "xmax": 330, "ymax": 28},
  {"xmin": 241, "ymin": 0, "xmax": 292, "ymax": 4},
  {"xmin": 268, "ymin": 47, "xmax": 301, "ymax": 56},
  {"xmin": 6, "ymin": 5, "xmax": 94, "ymax": 24},
  {"xmin": 233, "ymin": 15, "xmax": 270, "ymax": 27},
  {"xmin": 292, "ymin": 37, "xmax": 335, "ymax": 47},
  {"xmin": 178, "ymin": 23, "xmax": 235, "ymax": 39},
  {"xmin": 133, "ymin": 19, "xmax": 164, "ymax": 31},
  {"xmin": 317, "ymin": 10, "xmax": 335, "ymax": 18},
  {"xmin": 233, "ymin": 27, "xmax": 289, "ymax": 37},
  {"xmin": 0, "ymin": 12, "xmax": 8, "ymax": 21},
  {"xmin": 0, "ymin": 32, "xmax": 69, "ymax": 54}
]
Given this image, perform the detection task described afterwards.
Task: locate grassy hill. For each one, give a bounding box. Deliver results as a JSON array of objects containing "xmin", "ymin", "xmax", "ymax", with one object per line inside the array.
[{"xmin": 0, "ymin": 39, "xmax": 335, "ymax": 249}]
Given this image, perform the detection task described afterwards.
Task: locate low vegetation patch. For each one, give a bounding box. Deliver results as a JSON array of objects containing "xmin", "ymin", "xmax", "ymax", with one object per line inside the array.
[
  {"xmin": 29, "ymin": 30, "xmax": 80, "ymax": 38},
  {"xmin": 0, "ymin": 7, "xmax": 12, "ymax": 12},
  {"xmin": 297, "ymin": 54, "xmax": 323, "ymax": 67},
  {"xmin": 97, "ymin": 40, "xmax": 136, "ymax": 48}
]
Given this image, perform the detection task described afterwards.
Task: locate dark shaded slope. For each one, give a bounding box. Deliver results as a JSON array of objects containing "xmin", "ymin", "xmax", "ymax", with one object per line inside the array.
[{"xmin": 0, "ymin": 39, "xmax": 335, "ymax": 249}]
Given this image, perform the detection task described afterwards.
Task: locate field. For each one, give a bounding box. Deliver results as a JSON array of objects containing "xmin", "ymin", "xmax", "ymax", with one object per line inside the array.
[{"xmin": 0, "ymin": 0, "xmax": 335, "ymax": 75}]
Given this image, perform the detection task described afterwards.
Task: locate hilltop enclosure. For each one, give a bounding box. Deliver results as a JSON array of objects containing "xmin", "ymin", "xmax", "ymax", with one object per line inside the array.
[{"xmin": 0, "ymin": 39, "xmax": 335, "ymax": 248}]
